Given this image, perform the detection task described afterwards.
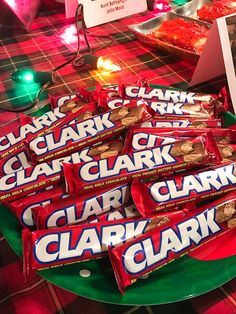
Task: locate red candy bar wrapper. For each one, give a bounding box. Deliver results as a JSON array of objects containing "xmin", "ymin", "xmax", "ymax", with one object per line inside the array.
[
  {"xmin": 96, "ymin": 84, "xmax": 228, "ymax": 118},
  {"xmin": 97, "ymin": 83, "xmax": 218, "ymax": 105},
  {"xmin": 123, "ymin": 127, "xmax": 214, "ymax": 153},
  {"xmin": 210, "ymin": 128, "xmax": 236, "ymax": 144},
  {"xmin": 22, "ymin": 217, "xmax": 152, "ymax": 272},
  {"xmin": 32, "ymin": 183, "xmax": 131, "ymax": 229},
  {"xmin": 108, "ymin": 192, "xmax": 236, "ymax": 294},
  {"xmin": 0, "ymin": 151, "xmax": 93, "ymax": 203},
  {"xmin": 33, "ymin": 202, "xmax": 138, "ymax": 229},
  {"xmin": 8, "ymin": 186, "xmax": 68, "ymax": 228},
  {"xmin": 0, "ymin": 102, "xmax": 98, "ymax": 162},
  {"xmin": 23, "ymin": 209, "xmax": 187, "ymax": 273},
  {"xmin": 64, "ymin": 132, "xmax": 221, "ymax": 195},
  {"xmin": 27, "ymin": 101, "xmax": 153, "ymax": 164},
  {"xmin": 49, "ymin": 87, "xmax": 95, "ymax": 109},
  {"xmin": 98, "ymin": 97, "xmax": 218, "ymax": 120},
  {"xmin": 19, "ymin": 113, "xmax": 36, "ymax": 127},
  {"xmin": 0, "ymin": 148, "xmax": 31, "ymax": 177},
  {"xmin": 132, "ymin": 162, "xmax": 236, "ymax": 215},
  {"xmin": 218, "ymin": 144, "xmax": 236, "ymax": 163},
  {"xmin": 141, "ymin": 119, "xmax": 222, "ymax": 128},
  {"xmin": 0, "ymin": 139, "xmax": 123, "ymax": 203},
  {"xmin": 0, "ymin": 103, "xmax": 98, "ymax": 176},
  {"xmin": 90, "ymin": 204, "xmax": 188, "ymax": 224},
  {"xmin": 124, "ymin": 127, "xmax": 236, "ymax": 153},
  {"xmin": 89, "ymin": 203, "xmax": 139, "ymax": 223},
  {"xmin": 5, "ymin": 184, "xmax": 57, "ymax": 205}
]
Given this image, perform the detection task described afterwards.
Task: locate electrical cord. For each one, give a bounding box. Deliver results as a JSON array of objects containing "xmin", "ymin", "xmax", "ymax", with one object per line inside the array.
[
  {"xmin": 1, "ymin": 3, "xmax": 115, "ymax": 112},
  {"xmin": 1, "ymin": 81, "xmax": 51, "ymax": 113}
]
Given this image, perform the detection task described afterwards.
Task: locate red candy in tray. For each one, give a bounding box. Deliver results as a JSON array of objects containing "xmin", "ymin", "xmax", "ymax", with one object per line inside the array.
[
  {"xmin": 132, "ymin": 162, "xmax": 236, "ymax": 216},
  {"xmin": 63, "ymin": 132, "xmax": 221, "ymax": 195},
  {"xmin": 150, "ymin": 18, "xmax": 209, "ymax": 54},
  {"xmin": 197, "ymin": 3, "xmax": 236, "ymax": 23},
  {"xmin": 108, "ymin": 192, "xmax": 236, "ymax": 294}
]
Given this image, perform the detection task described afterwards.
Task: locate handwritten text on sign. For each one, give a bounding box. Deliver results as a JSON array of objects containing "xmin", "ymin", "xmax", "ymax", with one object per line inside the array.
[{"xmin": 76, "ymin": 0, "xmax": 147, "ymax": 28}]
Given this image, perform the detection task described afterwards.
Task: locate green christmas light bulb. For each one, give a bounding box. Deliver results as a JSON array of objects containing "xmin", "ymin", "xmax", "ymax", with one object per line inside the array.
[
  {"xmin": 172, "ymin": 0, "xmax": 189, "ymax": 6},
  {"xmin": 10, "ymin": 69, "xmax": 53, "ymax": 85}
]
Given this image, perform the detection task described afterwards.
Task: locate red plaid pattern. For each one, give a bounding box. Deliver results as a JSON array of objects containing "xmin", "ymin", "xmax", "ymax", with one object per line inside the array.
[{"xmin": 0, "ymin": 0, "xmax": 235, "ymax": 313}]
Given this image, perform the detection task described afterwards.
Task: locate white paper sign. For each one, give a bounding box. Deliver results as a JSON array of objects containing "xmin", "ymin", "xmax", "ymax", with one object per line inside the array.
[
  {"xmin": 65, "ymin": 0, "xmax": 147, "ymax": 27},
  {"xmin": 65, "ymin": 0, "xmax": 78, "ymax": 19},
  {"xmin": 190, "ymin": 13, "xmax": 236, "ymax": 113}
]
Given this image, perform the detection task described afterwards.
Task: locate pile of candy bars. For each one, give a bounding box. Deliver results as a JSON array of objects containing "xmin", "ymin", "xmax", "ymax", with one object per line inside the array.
[{"xmin": 1, "ymin": 83, "xmax": 236, "ymax": 294}]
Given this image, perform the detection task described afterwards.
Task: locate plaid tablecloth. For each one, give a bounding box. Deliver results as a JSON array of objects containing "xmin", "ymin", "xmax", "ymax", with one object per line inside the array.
[{"xmin": 0, "ymin": 1, "xmax": 235, "ymax": 313}]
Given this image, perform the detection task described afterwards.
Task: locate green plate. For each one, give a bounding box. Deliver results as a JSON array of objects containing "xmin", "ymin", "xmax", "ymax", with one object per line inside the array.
[{"xmin": 0, "ymin": 203, "xmax": 236, "ymax": 305}]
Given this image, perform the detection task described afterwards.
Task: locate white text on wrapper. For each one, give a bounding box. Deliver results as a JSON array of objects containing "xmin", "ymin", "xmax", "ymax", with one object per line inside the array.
[
  {"xmin": 107, "ymin": 98, "xmax": 196, "ymax": 116},
  {"xmin": 79, "ymin": 145, "xmax": 176, "ymax": 182},
  {"xmin": 0, "ymin": 108, "xmax": 66, "ymax": 152},
  {"xmin": 45, "ymin": 184, "xmax": 130, "ymax": 228},
  {"xmin": 34, "ymin": 219, "xmax": 150, "ymax": 264},
  {"xmin": 29, "ymin": 113, "xmax": 115, "ymax": 156},
  {"xmin": 124, "ymin": 86, "xmax": 196, "ymax": 104},
  {"xmin": 123, "ymin": 207, "xmax": 221, "ymax": 275},
  {"xmin": 150, "ymin": 164, "xmax": 236, "ymax": 203},
  {"xmin": 0, "ymin": 150, "xmax": 92, "ymax": 194}
]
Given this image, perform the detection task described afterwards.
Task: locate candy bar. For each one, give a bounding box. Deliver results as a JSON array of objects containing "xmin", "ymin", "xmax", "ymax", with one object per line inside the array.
[
  {"xmin": 0, "ymin": 102, "xmax": 98, "ymax": 163},
  {"xmin": 141, "ymin": 119, "xmax": 221, "ymax": 128},
  {"xmin": 98, "ymin": 84, "xmax": 221, "ymax": 106},
  {"xmin": 0, "ymin": 139, "xmax": 123, "ymax": 203},
  {"xmin": 101, "ymin": 97, "xmax": 218, "ymax": 120},
  {"xmin": 0, "ymin": 150, "xmax": 93, "ymax": 202},
  {"xmin": 123, "ymin": 127, "xmax": 214, "ymax": 152},
  {"xmin": 124, "ymin": 127, "xmax": 236, "ymax": 153},
  {"xmin": 49, "ymin": 87, "xmax": 95, "ymax": 109},
  {"xmin": 89, "ymin": 203, "xmax": 140, "ymax": 223},
  {"xmin": 8, "ymin": 186, "xmax": 68, "ymax": 227},
  {"xmin": 97, "ymin": 84, "xmax": 227, "ymax": 120},
  {"xmin": 23, "ymin": 216, "xmax": 162, "ymax": 272},
  {"xmin": 131, "ymin": 162, "xmax": 236, "ymax": 215},
  {"xmin": 0, "ymin": 103, "xmax": 98, "ymax": 176},
  {"xmin": 27, "ymin": 101, "xmax": 152, "ymax": 164},
  {"xmin": 0, "ymin": 149, "xmax": 31, "ymax": 177},
  {"xmin": 64, "ymin": 133, "xmax": 221, "ymax": 195},
  {"xmin": 108, "ymin": 192, "xmax": 236, "ymax": 294},
  {"xmin": 32, "ymin": 183, "xmax": 131, "ymax": 229}
]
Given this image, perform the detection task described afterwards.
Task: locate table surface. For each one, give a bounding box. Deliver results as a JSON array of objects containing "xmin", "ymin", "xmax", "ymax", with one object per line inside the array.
[{"xmin": 0, "ymin": 1, "xmax": 235, "ymax": 313}]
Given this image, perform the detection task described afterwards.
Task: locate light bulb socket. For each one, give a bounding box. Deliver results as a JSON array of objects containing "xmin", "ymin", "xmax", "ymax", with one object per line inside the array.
[
  {"xmin": 147, "ymin": 0, "xmax": 155, "ymax": 10},
  {"xmin": 82, "ymin": 54, "xmax": 99, "ymax": 68},
  {"xmin": 10, "ymin": 69, "xmax": 54, "ymax": 85},
  {"xmin": 34, "ymin": 71, "xmax": 53, "ymax": 85}
]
